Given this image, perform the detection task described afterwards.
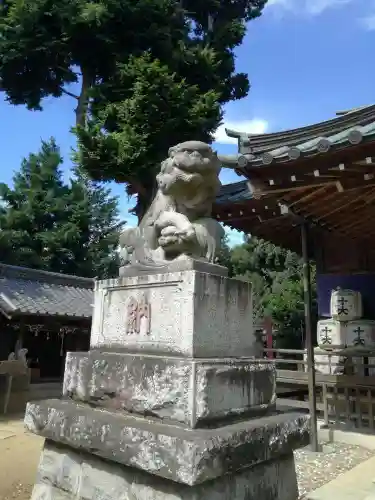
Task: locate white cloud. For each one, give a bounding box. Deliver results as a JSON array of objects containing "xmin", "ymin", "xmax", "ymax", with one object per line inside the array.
[
  {"xmin": 360, "ymin": 13, "xmax": 375, "ymax": 30},
  {"xmin": 267, "ymin": 0, "xmax": 293, "ymax": 10},
  {"xmin": 214, "ymin": 119, "xmax": 268, "ymax": 145},
  {"xmin": 267, "ymin": 0, "xmax": 352, "ymax": 15},
  {"xmin": 306, "ymin": 0, "xmax": 352, "ymax": 15}
]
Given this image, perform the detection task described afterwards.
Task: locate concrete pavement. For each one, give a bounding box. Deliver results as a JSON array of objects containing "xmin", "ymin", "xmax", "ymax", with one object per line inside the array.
[{"xmin": 307, "ymin": 455, "xmax": 375, "ymax": 500}]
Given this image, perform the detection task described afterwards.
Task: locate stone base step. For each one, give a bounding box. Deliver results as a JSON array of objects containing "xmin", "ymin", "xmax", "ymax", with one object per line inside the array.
[
  {"xmin": 25, "ymin": 398, "xmax": 310, "ymax": 487},
  {"xmin": 31, "ymin": 441, "xmax": 300, "ymax": 500}
]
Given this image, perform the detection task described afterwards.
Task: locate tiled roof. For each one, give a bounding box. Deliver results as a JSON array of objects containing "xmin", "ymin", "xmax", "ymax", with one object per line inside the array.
[
  {"xmin": 0, "ymin": 263, "xmax": 94, "ymax": 319},
  {"xmin": 216, "ymin": 181, "xmax": 250, "ymax": 204},
  {"xmin": 221, "ymin": 104, "xmax": 375, "ymax": 168}
]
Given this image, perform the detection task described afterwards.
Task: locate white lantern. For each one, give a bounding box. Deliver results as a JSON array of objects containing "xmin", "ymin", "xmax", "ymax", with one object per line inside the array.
[
  {"xmin": 317, "ymin": 319, "xmax": 346, "ymax": 350},
  {"xmin": 346, "ymin": 320, "xmax": 375, "ymax": 349},
  {"xmin": 304, "ymin": 348, "xmax": 344, "ymax": 375},
  {"xmin": 330, "ymin": 288, "xmax": 362, "ymax": 322}
]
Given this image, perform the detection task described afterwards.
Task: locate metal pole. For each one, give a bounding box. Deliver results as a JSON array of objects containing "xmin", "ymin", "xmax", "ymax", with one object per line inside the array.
[{"xmin": 301, "ymin": 222, "xmax": 319, "ymax": 452}]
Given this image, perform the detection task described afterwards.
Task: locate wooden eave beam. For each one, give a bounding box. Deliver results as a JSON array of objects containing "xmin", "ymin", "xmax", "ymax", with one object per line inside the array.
[
  {"xmin": 335, "ymin": 177, "xmax": 375, "ymax": 191},
  {"xmin": 312, "ymin": 156, "xmax": 375, "ymax": 175},
  {"xmin": 217, "ymin": 196, "xmax": 331, "ymax": 236},
  {"xmin": 218, "ymin": 211, "xmax": 311, "ymax": 256},
  {"xmin": 289, "ymin": 187, "xmax": 342, "ymax": 208},
  {"xmin": 287, "ymin": 184, "xmax": 373, "ymax": 217},
  {"xmin": 328, "ymin": 189, "xmax": 375, "ymax": 226},
  {"xmin": 306, "ymin": 170, "xmax": 375, "ymax": 181},
  {"xmin": 247, "ymin": 177, "xmax": 339, "ymax": 197},
  {"xmin": 336, "ymin": 210, "xmax": 375, "ymax": 235},
  {"xmin": 216, "ymin": 201, "xmax": 286, "ymax": 224},
  {"xmin": 284, "ymin": 185, "xmax": 334, "ymax": 207},
  {"xmin": 350, "ymin": 224, "xmax": 375, "ymax": 241},
  {"xmin": 248, "ymin": 172, "xmax": 375, "ymax": 205},
  {"xmin": 328, "ymin": 201, "xmax": 373, "ymax": 230},
  {"xmin": 360, "ymin": 189, "xmax": 375, "ymax": 204},
  {"xmin": 292, "ymin": 185, "xmax": 372, "ymax": 217},
  {"xmin": 237, "ymin": 150, "xmax": 375, "ymax": 195},
  {"xmin": 254, "ymin": 171, "xmax": 375, "ymax": 192},
  {"xmin": 313, "ymin": 193, "xmax": 368, "ymax": 221}
]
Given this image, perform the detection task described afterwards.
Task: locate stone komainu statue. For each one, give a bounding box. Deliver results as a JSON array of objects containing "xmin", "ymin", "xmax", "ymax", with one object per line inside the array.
[{"xmin": 119, "ymin": 141, "xmax": 224, "ymax": 270}]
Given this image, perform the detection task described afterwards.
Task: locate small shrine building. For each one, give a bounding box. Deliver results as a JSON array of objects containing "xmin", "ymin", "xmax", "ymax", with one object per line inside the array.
[{"xmin": 0, "ymin": 263, "xmax": 93, "ymax": 382}]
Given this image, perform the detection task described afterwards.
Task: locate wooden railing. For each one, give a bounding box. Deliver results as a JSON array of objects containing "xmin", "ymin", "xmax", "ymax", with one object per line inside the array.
[{"xmin": 263, "ymin": 348, "xmax": 375, "ymax": 430}]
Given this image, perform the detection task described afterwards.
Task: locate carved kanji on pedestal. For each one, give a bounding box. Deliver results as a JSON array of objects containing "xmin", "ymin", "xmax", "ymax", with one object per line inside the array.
[{"xmin": 126, "ymin": 295, "xmax": 151, "ymax": 335}]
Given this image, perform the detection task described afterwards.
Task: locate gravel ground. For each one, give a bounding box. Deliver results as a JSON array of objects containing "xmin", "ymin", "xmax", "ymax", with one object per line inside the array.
[{"xmin": 295, "ymin": 442, "xmax": 375, "ymax": 499}]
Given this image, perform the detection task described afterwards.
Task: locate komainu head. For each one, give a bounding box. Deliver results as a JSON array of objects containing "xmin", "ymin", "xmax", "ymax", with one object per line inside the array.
[{"xmin": 156, "ymin": 141, "xmax": 222, "ymax": 217}]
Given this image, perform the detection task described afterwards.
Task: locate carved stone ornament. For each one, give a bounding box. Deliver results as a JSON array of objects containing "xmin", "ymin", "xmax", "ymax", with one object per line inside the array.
[
  {"xmin": 126, "ymin": 295, "xmax": 151, "ymax": 335},
  {"xmin": 118, "ymin": 141, "xmax": 225, "ymax": 274}
]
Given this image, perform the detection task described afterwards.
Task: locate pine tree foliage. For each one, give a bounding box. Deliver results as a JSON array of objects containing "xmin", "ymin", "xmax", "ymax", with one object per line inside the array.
[
  {"xmin": 0, "ymin": 0, "xmax": 267, "ymax": 217},
  {"xmin": 0, "ymin": 139, "xmax": 123, "ymax": 278}
]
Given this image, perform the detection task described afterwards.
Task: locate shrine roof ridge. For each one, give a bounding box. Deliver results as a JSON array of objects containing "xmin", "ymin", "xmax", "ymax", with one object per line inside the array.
[
  {"xmin": 221, "ymin": 104, "xmax": 375, "ymax": 168},
  {"xmin": 0, "ymin": 263, "xmax": 94, "ymax": 288}
]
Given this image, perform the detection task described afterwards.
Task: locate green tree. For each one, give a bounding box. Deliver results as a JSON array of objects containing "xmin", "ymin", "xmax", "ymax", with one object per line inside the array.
[
  {"xmin": 265, "ymin": 266, "xmax": 318, "ymax": 349},
  {"xmin": 0, "ymin": 0, "xmax": 267, "ymax": 217},
  {"xmin": 230, "ymin": 236, "xmax": 303, "ymax": 286},
  {"xmin": 0, "ymin": 139, "xmax": 123, "ymax": 277},
  {"xmin": 67, "ymin": 166, "xmax": 124, "ymax": 278},
  {"xmin": 215, "ymin": 233, "xmax": 233, "ymax": 272},
  {"xmin": 0, "ymin": 139, "xmax": 71, "ymax": 270},
  {"xmin": 219, "ymin": 235, "xmax": 318, "ymax": 348},
  {"xmin": 0, "ymin": 0, "xmax": 188, "ymax": 126},
  {"xmin": 76, "ymin": 53, "xmax": 222, "ymax": 218}
]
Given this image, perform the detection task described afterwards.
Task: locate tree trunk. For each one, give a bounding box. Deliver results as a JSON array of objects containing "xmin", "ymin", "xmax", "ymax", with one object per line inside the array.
[
  {"xmin": 134, "ymin": 189, "xmax": 155, "ymax": 224},
  {"xmin": 128, "ymin": 177, "xmax": 158, "ymax": 224},
  {"xmin": 75, "ymin": 68, "xmax": 94, "ymax": 128}
]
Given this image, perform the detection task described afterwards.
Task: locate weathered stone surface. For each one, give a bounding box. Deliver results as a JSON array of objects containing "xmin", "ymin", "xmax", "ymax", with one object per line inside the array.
[
  {"xmin": 25, "ymin": 398, "xmax": 310, "ymax": 486},
  {"xmin": 63, "ymin": 351, "xmax": 276, "ymax": 427},
  {"xmin": 32, "ymin": 440, "xmax": 299, "ymax": 500},
  {"xmin": 119, "ymin": 257, "xmax": 228, "ymax": 278},
  {"xmin": 32, "ymin": 484, "xmax": 72, "ymax": 500},
  {"xmin": 90, "ymin": 270, "xmax": 256, "ymax": 358}
]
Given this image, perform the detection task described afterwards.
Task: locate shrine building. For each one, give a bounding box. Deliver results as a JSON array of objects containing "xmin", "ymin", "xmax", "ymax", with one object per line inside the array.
[
  {"xmin": 214, "ymin": 105, "xmax": 375, "ymax": 321},
  {"xmin": 0, "ymin": 263, "xmax": 93, "ymax": 381}
]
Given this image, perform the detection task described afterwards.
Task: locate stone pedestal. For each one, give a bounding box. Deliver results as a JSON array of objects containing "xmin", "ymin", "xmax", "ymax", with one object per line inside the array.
[{"xmin": 25, "ymin": 263, "xmax": 310, "ymax": 499}]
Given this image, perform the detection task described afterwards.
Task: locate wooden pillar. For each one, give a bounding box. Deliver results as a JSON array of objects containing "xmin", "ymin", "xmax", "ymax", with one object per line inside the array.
[
  {"xmin": 301, "ymin": 222, "xmax": 319, "ymax": 452},
  {"xmin": 14, "ymin": 321, "xmax": 24, "ymax": 355},
  {"xmin": 264, "ymin": 316, "xmax": 274, "ymax": 359}
]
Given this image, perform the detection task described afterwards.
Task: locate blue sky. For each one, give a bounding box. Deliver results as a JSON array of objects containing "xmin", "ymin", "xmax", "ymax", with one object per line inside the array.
[{"xmin": 1, "ymin": 0, "xmax": 375, "ymax": 246}]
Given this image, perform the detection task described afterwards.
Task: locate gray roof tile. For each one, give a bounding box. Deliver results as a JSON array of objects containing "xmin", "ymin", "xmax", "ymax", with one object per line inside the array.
[
  {"xmin": 216, "ymin": 181, "xmax": 250, "ymax": 205},
  {"xmin": 221, "ymin": 104, "xmax": 375, "ymax": 168},
  {"xmin": 0, "ymin": 264, "xmax": 94, "ymax": 319}
]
